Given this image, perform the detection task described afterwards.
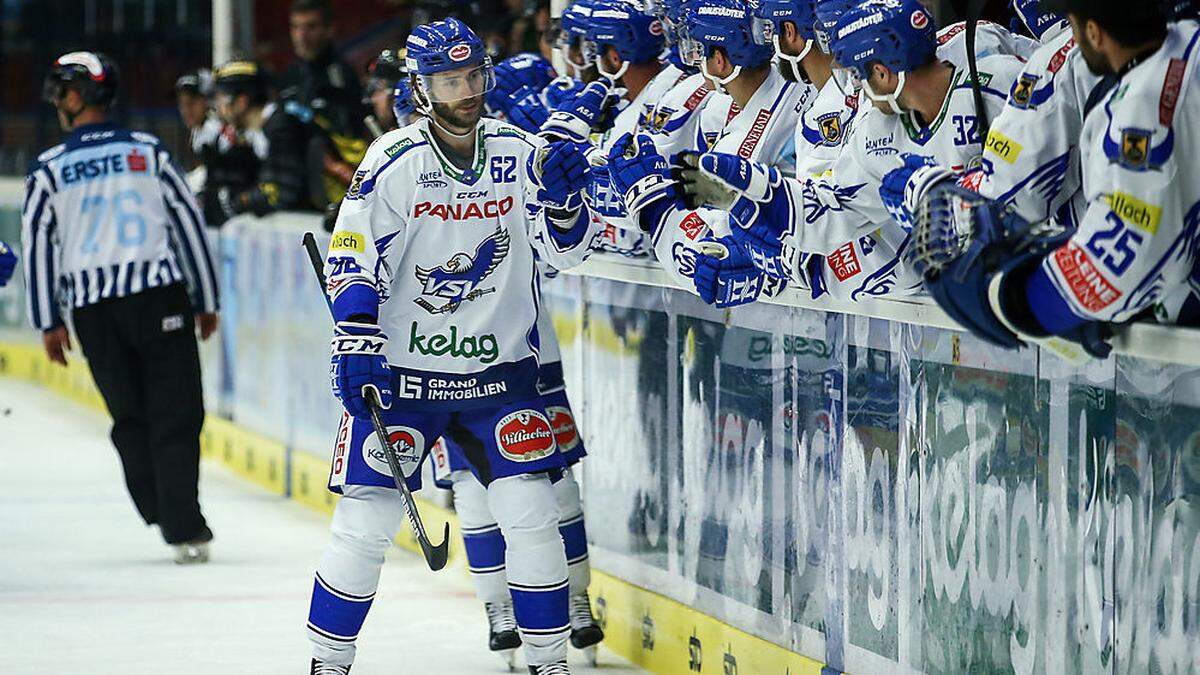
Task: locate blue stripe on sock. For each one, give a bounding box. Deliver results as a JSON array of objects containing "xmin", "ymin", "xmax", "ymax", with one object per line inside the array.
[
  {"xmin": 559, "ymin": 517, "xmax": 588, "ymax": 564},
  {"xmin": 307, "ymin": 576, "xmax": 374, "ymax": 640},
  {"xmin": 463, "ymin": 527, "xmax": 507, "ymax": 572},
  {"xmin": 510, "ymin": 581, "xmax": 569, "ymax": 632}
]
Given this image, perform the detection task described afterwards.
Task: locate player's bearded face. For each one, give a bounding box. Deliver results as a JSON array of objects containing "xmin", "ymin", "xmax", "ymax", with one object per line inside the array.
[
  {"xmin": 1071, "ymin": 17, "xmax": 1112, "ymax": 76},
  {"xmin": 431, "ymin": 95, "xmax": 484, "ymax": 131}
]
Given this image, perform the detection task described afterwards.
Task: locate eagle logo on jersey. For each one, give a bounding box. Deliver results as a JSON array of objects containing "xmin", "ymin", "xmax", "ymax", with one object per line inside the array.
[
  {"xmin": 413, "ymin": 227, "xmax": 510, "ymax": 314},
  {"xmin": 1106, "ymin": 126, "xmax": 1174, "ymax": 172}
]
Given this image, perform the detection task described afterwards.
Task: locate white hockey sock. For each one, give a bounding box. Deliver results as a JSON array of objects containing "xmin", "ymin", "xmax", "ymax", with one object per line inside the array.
[
  {"xmin": 488, "ymin": 473, "xmax": 570, "ymax": 666},
  {"xmin": 554, "ymin": 468, "xmax": 592, "ymax": 595},
  {"xmin": 451, "ymin": 470, "xmax": 510, "ymax": 604}
]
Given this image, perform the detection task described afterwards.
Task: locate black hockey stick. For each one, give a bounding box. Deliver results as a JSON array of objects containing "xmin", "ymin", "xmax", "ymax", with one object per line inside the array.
[
  {"xmin": 964, "ymin": 0, "xmax": 992, "ymax": 139},
  {"xmin": 302, "ymin": 231, "xmax": 450, "ymax": 572}
]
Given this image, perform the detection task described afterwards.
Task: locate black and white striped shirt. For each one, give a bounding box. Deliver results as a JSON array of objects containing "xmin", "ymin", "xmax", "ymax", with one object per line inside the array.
[{"xmin": 22, "ymin": 122, "xmax": 219, "ymax": 331}]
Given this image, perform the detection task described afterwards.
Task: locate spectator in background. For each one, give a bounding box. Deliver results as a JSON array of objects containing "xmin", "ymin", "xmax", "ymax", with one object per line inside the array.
[
  {"xmin": 174, "ymin": 70, "xmax": 223, "ymax": 191},
  {"xmin": 209, "ymin": 60, "xmax": 324, "ymax": 224},
  {"xmin": 362, "ymin": 49, "xmax": 407, "ymax": 138},
  {"xmin": 280, "ymin": 0, "xmax": 365, "ymax": 140}
]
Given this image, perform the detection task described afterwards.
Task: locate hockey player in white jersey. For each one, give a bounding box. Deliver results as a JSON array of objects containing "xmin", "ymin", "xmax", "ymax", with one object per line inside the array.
[
  {"xmin": 606, "ymin": 0, "xmax": 812, "ymax": 306},
  {"xmin": 884, "ymin": 0, "xmax": 1200, "ymax": 356},
  {"xmin": 642, "ymin": 0, "xmax": 715, "ymax": 159},
  {"xmin": 305, "ymin": 19, "xmax": 599, "ymax": 675},
  {"xmin": 673, "ymin": 0, "xmax": 1028, "ymax": 304}
]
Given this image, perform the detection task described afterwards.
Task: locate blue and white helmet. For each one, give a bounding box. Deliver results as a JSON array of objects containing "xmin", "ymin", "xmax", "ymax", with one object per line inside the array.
[
  {"xmin": 756, "ymin": 0, "xmax": 819, "ymax": 81},
  {"xmin": 405, "ymin": 18, "xmax": 495, "ymax": 110},
  {"xmin": 1011, "ymin": 0, "xmax": 1066, "ymax": 41},
  {"xmin": 556, "ymin": 0, "xmax": 597, "ymax": 78},
  {"xmin": 683, "ymin": 0, "xmax": 774, "ymax": 92},
  {"xmin": 831, "ymin": 0, "xmax": 936, "ymax": 115},
  {"xmin": 393, "ymin": 77, "xmax": 417, "ymax": 123},
  {"xmin": 585, "ymin": 0, "xmax": 667, "ymax": 79},
  {"xmin": 814, "ymin": 0, "xmax": 856, "ymax": 56}
]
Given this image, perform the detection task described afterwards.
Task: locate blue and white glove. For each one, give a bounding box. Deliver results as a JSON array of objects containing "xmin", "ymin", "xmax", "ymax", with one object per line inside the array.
[
  {"xmin": 539, "ymin": 80, "xmax": 612, "ymax": 143},
  {"xmin": 607, "ymin": 132, "xmax": 684, "ymax": 233},
  {"xmin": 879, "ymin": 153, "xmax": 954, "ymax": 231},
  {"xmin": 692, "ymin": 236, "xmax": 770, "ymax": 308},
  {"xmin": 506, "ymin": 87, "xmax": 550, "ymax": 133},
  {"xmin": 906, "ymin": 180, "xmax": 1111, "ymax": 358},
  {"xmin": 0, "ymin": 240, "xmax": 16, "ymax": 288},
  {"xmin": 676, "ymin": 151, "xmax": 792, "ymax": 274},
  {"xmin": 543, "ymin": 77, "xmax": 585, "ymax": 110},
  {"xmin": 530, "ymin": 140, "xmax": 593, "ymax": 211},
  {"xmin": 330, "ymin": 320, "xmax": 393, "ymax": 419}
]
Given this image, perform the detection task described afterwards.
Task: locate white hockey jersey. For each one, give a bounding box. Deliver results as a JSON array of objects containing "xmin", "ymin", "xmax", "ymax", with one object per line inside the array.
[
  {"xmin": 644, "ymin": 72, "xmax": 714, "ymax": 159},
  {"xmin": 652, "ymin": 68, "xmax": 814, "ymax": 290},
  {"xmin": 1023, "ymin": 21, "xmax": 1200, "ymax": 328},
  {"xmin": 324, "ymin": 117, "xmax": 599, "ymax": 409},
  {"xmin": 976, "ymin": 26, "xmax": 1100, "ymax": 228}
]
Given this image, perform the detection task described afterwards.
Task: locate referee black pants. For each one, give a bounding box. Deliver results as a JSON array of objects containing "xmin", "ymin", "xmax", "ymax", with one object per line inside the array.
[{"xmin": 72, "ymin": 283, "xmax": 209, "ymax": 545}]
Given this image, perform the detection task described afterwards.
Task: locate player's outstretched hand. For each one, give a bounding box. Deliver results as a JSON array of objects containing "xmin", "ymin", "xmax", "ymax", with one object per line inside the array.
[
  {"xmin": 330, "ymin": 320, "xmax": 393, "ymax": 419},
  {"xmin": 532, "ymin": 141, "xmax": 593, "ymax": 211},
  {"xmin": 692, "ymin": 236, "xmax": 767, "ymax": 308},
  {"xmin": 607, "ymin": 132, "xmax": 682, "ymax": 224},
  {"xmin": 879, "ymin": 153, "xmax": 954, "ymax": 231},
  {"xmin": 539, "ymin": 79, "xmax": 612, "ymax": 144},
  {"xmin": 42, "ymin": 326, "xmax": 71, "ymax": 366},
  {"xmin": 0, "ymin": 240, "xmax": 16, "ymax": 287},
  {"xmin": 677, "ymin": 152, "xmax": 791, "ymax": 267}
]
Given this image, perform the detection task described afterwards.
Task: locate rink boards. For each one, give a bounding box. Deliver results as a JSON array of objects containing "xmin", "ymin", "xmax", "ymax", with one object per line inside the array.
[{"xmin": 3, "ymin": 195, "xmax": 1200, "ymax": 674}]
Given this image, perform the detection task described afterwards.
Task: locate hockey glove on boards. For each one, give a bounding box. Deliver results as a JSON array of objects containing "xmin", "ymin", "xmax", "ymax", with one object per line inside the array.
[
  {"xmin": 692, "ymin": 236, "xmax": 773, "ymax": 308},
  {"xmin": 330, "ymin": 320, "xmax": 393, "ymax": 419},
  {"xmin": 0, "ymin": 240, "xmax": 16, "ymax": 287},
  {"xmin": 901, "ymin": 172, "xmax": 1112, "ymax": 360},
  {"xmin": 606, "ymin": 132, "xmax": 685, "ymax": 233},
  {"xmin": 530, "ymin": 140, "xmax": 593, "ymax": 212}
]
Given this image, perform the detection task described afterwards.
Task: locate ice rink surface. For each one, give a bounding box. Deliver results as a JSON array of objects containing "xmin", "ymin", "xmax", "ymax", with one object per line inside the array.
[{"xmin": 0, "ymin": 378, "xmax": 643, "ymax": 675}]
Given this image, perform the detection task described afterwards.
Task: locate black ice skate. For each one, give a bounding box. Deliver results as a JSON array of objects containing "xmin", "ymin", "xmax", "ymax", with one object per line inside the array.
[
  {"xmin": 527, "ymin": 661, "xmax": 570, "ymax": 674},
  {"xmin": 486, "ymin": 599, "xmax": 522, "ymax": 671},
  {"xmin": 568, "ymin": 591, "xmax": 603, "ymax": 664},
  {"xmin": 309, "ymin": 658, "xmax": 351, "ymax": 674}
]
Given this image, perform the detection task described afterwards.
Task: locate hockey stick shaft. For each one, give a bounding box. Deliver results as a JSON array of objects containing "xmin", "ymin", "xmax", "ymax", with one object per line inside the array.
[{"xmin": 302, "ymin": 232, "xmax": 451, "ymax": 571}]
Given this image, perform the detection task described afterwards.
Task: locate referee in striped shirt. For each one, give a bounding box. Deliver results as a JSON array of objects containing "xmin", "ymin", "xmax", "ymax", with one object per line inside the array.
[{"xmin": 23, "ymin": 52, "xmax": 220, "ymax": 564}]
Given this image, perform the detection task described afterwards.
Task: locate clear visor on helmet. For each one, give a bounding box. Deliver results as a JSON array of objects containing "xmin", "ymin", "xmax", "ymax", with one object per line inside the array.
[
  {"xmin": 829, "ymin": 64, "xmax": 861, "ymax": 98},
  {"xmin": 750, "ymin": 17, "xmax": 772, "ymax": 47},
  {"xmin": 677, "ymin": 27, "xmax": 705, "ymax": 68},
  {"xmin": 417, "ymin": 63, "xmax": 495, "ymax": 103},
  {"xmin": 41, "ymin": 75, "xmax": 66, "ymax": 104},
  {"xmin": 814, "ymin": 23, "xmax": 834, "ymax": 55}
]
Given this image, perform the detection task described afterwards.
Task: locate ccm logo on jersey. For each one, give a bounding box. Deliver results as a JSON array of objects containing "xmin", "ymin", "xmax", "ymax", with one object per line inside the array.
[
  {"xmin": 1106, "ymin": 192, "xmax": 1162, "ymax": 234},
  {"xmin": 495, "ymin": 410, "xmax": 556, "ymax": 462},
  {"xmin": 331, "ymin": 232, "xmax": 365, "ymax": 252},
  {"xmin": 413, "ymin": 196, "xmax": 514, "ymax": 221},
  {"xmin": 1055, "ymin": 241, "xmax": 1121, "ymax": 311},
  {"xmin": 984, "ymin": 129, "xmax": 1023, "ymax": 164},
  {"xmin": 546, "ymin": 406, "xmax": 580, "ymax": 452}
]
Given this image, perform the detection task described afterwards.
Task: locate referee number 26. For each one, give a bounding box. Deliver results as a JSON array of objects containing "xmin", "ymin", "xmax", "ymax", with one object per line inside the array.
[{"xmin": 80, "ymin": 189, "xmax": 147, "ymax": 253}]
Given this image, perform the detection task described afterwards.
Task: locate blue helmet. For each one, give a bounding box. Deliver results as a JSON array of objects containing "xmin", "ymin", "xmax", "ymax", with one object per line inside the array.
[
  {"xmin": 405, "ymin": 18, "xmax": 495, "ymax": 109},
  {"xmin": 556, "ymin": 0, "xmax": 597, "ymax": 77},
  {"xmin": 1011, "ymin": 0, "xmax": 1066, "ymax": 40},
  {"xmin": 684, "ymin": 0, "xmax": 773, "ymax": 90},
  {"xmin": 585, "ymin": 0, "xmax": 667, "ymax": 77},
  {"xmin": 814, "ymin": 0, "xmax": 856, "ymax": 56},
  {"xmin": 757, "ymin": 0, "xmax": 819, "ymax": 81},
  {"xmin": 831, "ymin": 0, "xmax": 936, "ymax": 113}
]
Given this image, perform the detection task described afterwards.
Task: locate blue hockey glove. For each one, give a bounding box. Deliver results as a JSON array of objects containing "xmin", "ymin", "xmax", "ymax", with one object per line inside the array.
[
  {"xmin": 539, "ymin": 80, "xmax": 612, "ymax": 143},
  {"xmin": 543, "ymin": 77, "xmax": 584, "ymax": 110},
  {"xmin": 530, "ymin": 140, "xmax": 593, "ymax": 211},
  {"xmin": 506, "ymin": 87, "xmax": 550, "ymax": 133},
  {"xmin": 879, "ymin": 153, "xmax": 954, "ymax": 231},
  {"xmin": 692, "ymin": 236, "xmax": 770, "ymax": 308},
  {"xmin": 330, "ymin": 320, "xmax": 393, "ymax": 419},
  {"xmin": 0, "ymin": 240, "xmax": 16, "ymax": 287},
  {"xmin": 606, "ymin": 132, "xmax": 684, "ymax": 231},
  {"xmin": 676, "ymin": 151, "xmax": 792, "ymax": 275},
  {"xmin": 908, "ymin": 180, "xmax": 1111, "ymax": 358}
]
